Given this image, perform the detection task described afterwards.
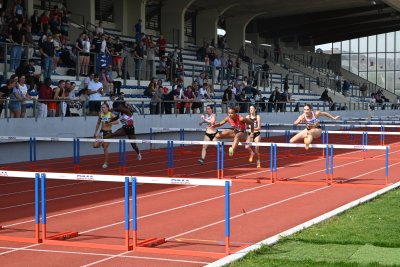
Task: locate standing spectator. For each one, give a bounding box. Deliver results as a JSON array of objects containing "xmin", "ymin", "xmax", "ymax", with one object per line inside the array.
[
  {"xmin": 134, "ymin": 19, "xmax": 142, "ymax": 43},
  {"xmin": 133, "ymin": 41, "xmax": 144, "ymax": 80},
  {"xmin": 113, "ymin": 37, "xmax": 123, "ymax": 77},
  {"xmin": 24, "ymin": 24, "xmax": 34, "ymax": 60},
  {"xmin": 146, "ymin": 39, "xmax": 156, "ymax": 80},
  {"xmin": 9, "ymin": 79, "xmax": 24, "ymax": 118},
  {"xmin": 359, "ymin": 83, "xmax": 368, "ymax": 99},
  {"xmin": 75, "ymin": 32, "xmax": 90, "ymax": 76},
  {"xmin": 156, "ymin": 34, "xmax": 167, "ymax": 57},
  {"xmin": 40, "ymin": 34, "xmax": 55, "ymax": 80},
  {"xmin": 221, "ymin": 85, "xmax": 233, "ymax": 114},
  {"xmin": 37, "ymin": 78, "xmax": 53, "ymax": 117},
  {"xmin": 95, "ymin": 21, "xmax": 104, "ymax": 35},
  {"xmin": 30, "ymin": 10, "xmax": 40, "ymax": 34},
  {"xmin": 60, "ymin": 11, "xmax": 70, "ymax": 38},
  {"xmin": 40, "ymin": 11, "xmax": 50, "ymax": 33},
  {"xmin": 87, "ymin": 74, "xmax": 104, "ymax": 115},
  {"xmin": 213, "ymin": 54, "xmax": 222, "ymax": 84},
  {"xmin": 13, "ymin": 0, "xmax": 24, "ymax": 23},
  {"xmin": 9, "ymin": 21, "xmax": 25, "ymax": 72}
]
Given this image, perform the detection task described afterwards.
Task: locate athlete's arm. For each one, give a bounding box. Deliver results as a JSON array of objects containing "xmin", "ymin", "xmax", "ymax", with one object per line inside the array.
[
  {"xmin": 293, "ymin": 114, "xmax": 305, "ymax": 125},
  {"xmin": 316, "ymin": 111, "xmax": 340, "ymax": 120},
  {"xmin": 212, "ymin": 116, "xmax": 228, "ymax": 128}
]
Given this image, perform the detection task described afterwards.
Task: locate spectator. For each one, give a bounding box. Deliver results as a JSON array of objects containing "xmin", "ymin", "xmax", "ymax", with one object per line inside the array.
[
  {"xmin": 134, "ymin": 19, "xmax": 142, "ymax": 42},
  {"xmin": 146, "ymin": 39, "xmax": 156, "ymax": 79},
  {"xmin": 133, "ymin": 41, "xmax": 144, "ymax": 80},
  {"xmin": 112, "ymin": 37, "xmax": 124, "ymax": 77},
  {"xmin": 156, "ymin": 34, "xmax": 167, "ymax": 57},
  {"xmin": 342, "ymin": 80, "xmax": 350, "ymax": 96},
  {"xmin": 30, "ymin": 10, "xmax": 40, "ymax": 34},
  {"xmin": 359, "ymin": 83, "xmax": 368, "ymax": 99},
  {"xmin": 40, "ymin": 34, "xmax": 55, "ymax": 80},
  {"xmin": 75, "ymin": 32, "xmax": 90, "ymax": 76},
  {"xmin": 0, "ymin": 79, "xmax": 17, "ymax": 117},
  {"xmin": 95, "ymin": 21, "xmax": 104, "ymax": 35},
  {"xmin": 87, "ymin": 74, "xmax": 104, "ymax": 115},
  {"xmin": 320, "ymin": 89, "xmax": 333, "ymax": 105},
  {"xmin": 9, "ymin": 21, "xmax": 25, "ymax": 72}
]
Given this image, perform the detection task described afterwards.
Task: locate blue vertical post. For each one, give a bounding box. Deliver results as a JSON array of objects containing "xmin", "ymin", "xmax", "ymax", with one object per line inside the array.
[
  {"xmin": 221, "ymin": 142, "xmax": 224, "ymax": 176},
  {"xmin": 77, "ymin": 138, "xmax": 80, "ymax": 165},
  {"xmin": 385, "ymin": 146, "xmax": 389, "ymax": 184},
  {"xmin": 33, "ymin": 138, "xmax": 37, "ymax": 162},
  {"xmin": 270, "ymin": 144, "xmax": 273, "ymax": 182},
  {"xmin": 73, "ymin": 139, "xmax": 76, "ymax": 165},
  {"xmin": 217, "ymin": 142, "xmax": 220, "ymax": 178},
  {"xmin": 167, "ymin": 141, "xmax": 171, "ymax": 176},
  {"xmin": 124, "ymin": 177, "xmax": 130, "ymax": 249},
  {"xmin": 123, "ymin": 140, "xmax": 127, "ymax": 167},
  {"xmin": 273, "ymin": 144, "xmax": 277, "ymax": 181},
  {"xmin": 149, "ymin": 128, "xmax": 153, "ymax": 150},
  {"xmin": 224, "ymin": 181, "xmax": 230, "ymax": 254},
  {"xmin": 131, "ymin": 177, "xmax": 137, "ymax": 248},
  {"xmin": 181, "ymin": 128, "xmax": 185, "ymax": 147},
  {"xmin": 41, "ymin": 173, "xmax": 47, "ymax": 240},
  {"xmin": 35, "ymin": 173, "xmax": 40, "ymax": 242},
  {"xmin": 330, "ymin": 145, "xmax": 334, "ymax": 184},
  {"xmin": 118, "ymin": 140, "xmax": 122, "ymax": 166},
  {"xmin": 266, "ymin": 123, "xmax": 270, "ymax": 138},
  {"xmin": 325, "ymin": 145, "xmax": 329, "ymax": 185}
]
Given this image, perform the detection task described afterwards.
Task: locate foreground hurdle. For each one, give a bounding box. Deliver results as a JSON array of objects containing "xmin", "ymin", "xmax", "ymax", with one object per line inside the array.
[
  {"xmin": 0, "ymin": 170, "xmax": 238, "ymax": 258},
  {"xmin": 0, "ymin": 171, "xmax": 41, "ymax": 243}
]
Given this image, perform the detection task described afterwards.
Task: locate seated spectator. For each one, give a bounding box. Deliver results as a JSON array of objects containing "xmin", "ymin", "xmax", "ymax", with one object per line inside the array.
[
  {"xmin": 320, "ymin": 89, "xmax": 333, "ymax": 104},
  {"xmin": 342, "ymin": 80, "xmax": 350, "ymax": 96}
]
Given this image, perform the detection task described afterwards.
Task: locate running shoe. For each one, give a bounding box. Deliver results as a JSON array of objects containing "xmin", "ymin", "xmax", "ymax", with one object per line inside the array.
[
  {"xmin": 229, "ymin": 147, "xmax": 234, "ymax": 157},
  {"xmin": 137, "ymin": 153, "xmax": 142, "ymax": 160},
  {"xmin": 249, "ymin": 152, "xmax": 255, "ymax": 162},
  {"xmin": 198, "ymin": 159, "xmax": 205, "ymax": 165},
  {"xmin": 257, "ymin": 160, "xmax": 261, "ymax": 168},
  {"xmin": 102, "ymin": 163, "xmax": 108, "ymax": 169}
]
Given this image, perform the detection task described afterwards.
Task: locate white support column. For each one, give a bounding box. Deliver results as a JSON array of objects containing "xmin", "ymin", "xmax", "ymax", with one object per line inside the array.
[
  {"xmin": 161, "ymin": 0, "xmax": 195, "ymax": 48},
  {"xmin": 195, "ymin": 4, "xmax": 238, "ymax": 47},
  {"xmin": 225, "ymin": 13, "xmax": 265, "ymax": 53}
]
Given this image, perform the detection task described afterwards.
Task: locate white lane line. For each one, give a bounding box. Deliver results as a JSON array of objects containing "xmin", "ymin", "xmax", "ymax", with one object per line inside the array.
[{"xmin": 0, "ymin": 246, "xmax": 209, "ymax": 265}]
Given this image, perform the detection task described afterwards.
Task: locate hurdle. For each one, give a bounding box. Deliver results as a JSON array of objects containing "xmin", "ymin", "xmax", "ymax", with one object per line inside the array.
[
  {"xmin": 0, "ymin": 171, "xmax": 41, "ymax": 244},
  {"xmin": 1, "ymin": 170, "xmax": 236, "ymax": 258}
]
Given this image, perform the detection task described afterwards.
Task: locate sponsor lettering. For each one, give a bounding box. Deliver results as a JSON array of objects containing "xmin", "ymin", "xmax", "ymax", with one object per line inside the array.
[
  {"xmin": 353, "ymin": 145, "xmax": 365, "ymax": 149},
  {"xmin": 0, "ymin": 171, "xmax": 8, "ymax": 176},
  {"xmin": 8, "ymin": 136, "xmax": 17, "ymax": 140},
  {"xmin": 171, "ymin": 178, "xmax": 191, "ymax": 185},
  {"xmin": 76, "ymin": 174, "xmax": 94, "ymax": 180}
]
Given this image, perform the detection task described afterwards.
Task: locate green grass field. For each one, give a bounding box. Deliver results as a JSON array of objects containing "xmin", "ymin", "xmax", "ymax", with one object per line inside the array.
[{"xmin": 229, "ymin": 188, "xmax": 400, "ymax": 267}]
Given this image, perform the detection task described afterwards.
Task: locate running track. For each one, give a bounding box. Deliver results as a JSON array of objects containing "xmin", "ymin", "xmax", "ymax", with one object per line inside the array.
[{"xmin": 1, "ymin": 134, "xmax": 400, "ymax": 266}]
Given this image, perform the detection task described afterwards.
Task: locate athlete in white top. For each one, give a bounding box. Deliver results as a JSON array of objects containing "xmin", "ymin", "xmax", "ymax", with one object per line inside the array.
[
  {"xmin": 198, "ymin": 105, "xmax": 217, "ymax": 165},
  {"xmin": 290, "ymin": 103, "xmax": 340, "ymax": 150}
]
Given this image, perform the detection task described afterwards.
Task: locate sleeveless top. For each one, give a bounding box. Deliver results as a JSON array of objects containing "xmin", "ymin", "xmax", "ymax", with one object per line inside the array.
[
  {"xmin": 204, "ymin": 113, "xmax": 217, "ymax": 133},
  {"xmin": 228, "ymin": 114, "xmax": 246, "ymax": 131},
  {"xmin": 100, "ymin": 112, "xmax": 112, "ymax": 128},
  {"xmin": 120, "ymin": 113, "xmax": 134, "ymax": 127},
  {"xmin": 248, "ymin": 115, "xmax": 259, "ymax": 132},
  {"xmin": 304, "ymin": 111, "xmax": 320, "ymax": 128}
]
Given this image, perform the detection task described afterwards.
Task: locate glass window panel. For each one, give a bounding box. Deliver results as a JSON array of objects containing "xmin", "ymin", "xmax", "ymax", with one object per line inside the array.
[
  {"xmin": 396, "ymin": 31, "xmax": 400, "ymax": 52},
  {"xmin": 368, "ymin": 72, "xmax": 377, "ymax": 84},
  {"xmin": 386, "ymin": 53, "xmax": 395, "ymax": 70},
  {"xmin": 368, "ymin": 53, "xmax": 377, "ymax": 71},
  {"xmin": 359, "ymin": 71, "xmax": 367, "ymax": 80},
  {"xmin": 359, "ymin": 53, "xmax": 368, "ymax": 71},
  {"xmin": 377, "ymin": 34, "xmax": 385, "ymax": 52},
  {"xmin": 350, "ymin": 38, "xmax": 358, "ymax": 53},
  {"xmin": 377, "ymin": 71, "xmax": 385, "ymax": 88},
  {"xmin": 342, "ymin": 54, "xmax": 350, "ymax": 71},
  {"xmin": 342, "ymin": 40, "xmax": 350, "ymax": 53},
  {"xmin": 350, "ymin": 53, "xmax": 358, "ymax": 74},
  {"xmin": 359, "ymin": 37, "xmax": 368, "ymax": 53},
  {"xmin": 395, "ymin": 71, "xmax": 400, "ymax": 92},
  {"xmin": 387, "ymin": 32, "xmax": 395, "ymax": 52},
  {"xmin": 386, "ymin": 71, "xmax": 395, "ymax": 93},
  {"xmin": 377, "ymin": 53, "xmax": 385, "ymax": 71},
  {"xmin": 396, "ymin": 53, "xmax": 400, "ymax": 70},
  {"xmin": 332, "ymin": 42, "xmax": 341, "ymax": 53},
  {"xmin": 368, "ymin": 35, "xmax": 376, "ymax": 53}
]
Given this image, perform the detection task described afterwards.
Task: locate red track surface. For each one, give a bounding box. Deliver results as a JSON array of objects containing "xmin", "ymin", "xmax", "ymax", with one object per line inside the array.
[{"xmin": 1, "ymin": 134, "xmax": 400, "ymax": 266}]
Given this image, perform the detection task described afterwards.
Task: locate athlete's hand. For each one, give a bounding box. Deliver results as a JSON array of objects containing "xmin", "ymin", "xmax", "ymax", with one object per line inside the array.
[{"xmin": 333, "ymin": 116, "xmax": 340, "ymax": 120}]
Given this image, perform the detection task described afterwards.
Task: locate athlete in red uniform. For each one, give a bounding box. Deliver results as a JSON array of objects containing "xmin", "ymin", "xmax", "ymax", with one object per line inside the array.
[
  {"xmin": 212, "ymin": 106, "xmax": 254, "ymax": 156},
  {"xmin": 290, "ymin": 103, "xmax": 340, "ymax": 149}
]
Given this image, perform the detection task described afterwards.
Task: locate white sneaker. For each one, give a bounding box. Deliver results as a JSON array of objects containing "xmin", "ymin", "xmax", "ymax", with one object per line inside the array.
[
  {"xmin": 102, "ymin": 163, "xmax": 108, "ymax": 169},
  {"xmin": 249, "ymin": 152, "xmax": 255, "ymax": 162},
  {"xmin": 229, "ymin": 147, "xmax": 234, "ymax": 157},
  {"xmin": 137, "ymin": 153, "xmax": 142, "ymax": 160},
  {"xmin": 198, "ymin": 159, "xmax": 205, "ymax": 165}
]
